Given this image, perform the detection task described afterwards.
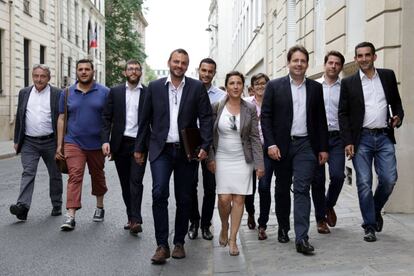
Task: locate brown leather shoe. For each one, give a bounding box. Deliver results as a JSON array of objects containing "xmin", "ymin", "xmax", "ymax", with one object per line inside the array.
[
  {"xmin": 171, "ymin": 243, "xmax": 186, "ymax": 259},
  {"xmin": 326, "ymin": 207, "xmax": 337, "ymax": 227},
  {"xmin": 247, "ymin": 214, "xmax": 256, "ymax": 230},
  {"xmin": 317, "ymin": 220, "xmax": 331, "ymax": 234},
  {"xmin": 151, "ymin": 246, "xmax": 170, "ymax": 264},
  {"xmin": 258, "ymin": 227, "xmax": 267, "ymax": 240},
  {"xmin": 130, "ymin": 222, "xmax": 143, "ymax": 235}
]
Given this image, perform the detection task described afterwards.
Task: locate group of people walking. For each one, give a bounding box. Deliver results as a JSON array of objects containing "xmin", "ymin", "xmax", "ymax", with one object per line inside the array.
[{"xmin": 9, "ymin": 41, "xmax": 404, "ymax": 265}]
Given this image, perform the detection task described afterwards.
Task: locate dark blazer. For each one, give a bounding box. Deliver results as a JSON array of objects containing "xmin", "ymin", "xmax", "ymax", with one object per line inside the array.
[
  {"xmin": 101, "ymin": 83, "xmax": 147, "ymax": 154},
  {"xmin": 135, "ymin": 76, "xmax": 213, "ymax": 162},
  {"xmin": 261, "ymin": 75, "xmax": 329, "ymax": 159},
  {"xmin": 208, "ymin": 96, "xmax": 264, "ymax": 170},
  {"xmin": 338, "ymin": 68, "xmax": 404, "ymax": 151},
  {"xmin": 14, "ymin": 85, "xmax": 61, "ymax": 154}
]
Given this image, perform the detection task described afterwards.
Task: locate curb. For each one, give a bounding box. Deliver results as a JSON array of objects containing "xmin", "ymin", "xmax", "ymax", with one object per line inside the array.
[{"xmin": 0, "ymin": 152, "xmax": 16, "ymax": 160}]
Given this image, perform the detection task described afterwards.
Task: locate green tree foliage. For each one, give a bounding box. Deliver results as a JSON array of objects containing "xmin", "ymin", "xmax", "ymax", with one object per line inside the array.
[
  {"xmin": 143, "ymin": 64, "xmax": 157, "ymax": 85},
  {"xmin": 105, "ymin": 0, "xmax": 146, "ymax": 86}
]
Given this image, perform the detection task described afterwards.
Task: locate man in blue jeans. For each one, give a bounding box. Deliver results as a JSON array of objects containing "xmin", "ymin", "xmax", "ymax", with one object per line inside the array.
[
  {"xmin": 338, "ymin": 41, "xmax": 404, "ymax": 242},
  {"xmin": 312, "ymin": 51, "xmax": 346, "ymax": 234}
]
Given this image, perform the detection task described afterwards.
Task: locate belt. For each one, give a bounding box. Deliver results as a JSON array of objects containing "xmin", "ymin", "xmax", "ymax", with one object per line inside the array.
[
  {"xmin": 362, "ymin": 128, "xmax": 387, "ymax": 135},
  {"xmin": 25, "ymin": 133, "xmax": 54, "ymax": 140},
  {"xmin": 122, "ymin": 136, "xmax": 136, "ymax": 142},
  {"xmin": 328, "ymin": 131, "xmax": 340, "ymax": 138},
  {"xmin": 290, "ymin": 135, "xmax": 308, "ymax": 141},
  {"xmin": 165, "ymin": 142, "xmax": 181, "ymax": 149}
]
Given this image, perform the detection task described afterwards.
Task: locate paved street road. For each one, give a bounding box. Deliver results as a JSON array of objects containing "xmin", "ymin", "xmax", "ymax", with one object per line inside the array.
[{"xmin": 0, "ymin": 156, "xmax": 212, "ymax": 276}]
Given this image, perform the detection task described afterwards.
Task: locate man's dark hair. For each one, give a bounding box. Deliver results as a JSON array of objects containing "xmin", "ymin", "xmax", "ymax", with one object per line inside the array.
[
  {"xmin": 76, "ymin": 59, "xmax": 94, "ymax": 70},
  {"xmin": 125, "ymin": 59, "xmax": 142, "ymax": 70},
  {"xmin": 225, "ymin": 71, "xmax": 245, "ymax": 87},
  {"xmin": 250, "ymin": 73, "xmax": 270, "ymax": 87},
  {"xmin": 355, "ymin": 41, "xmax": 376, "ymax": 56},
  {"xmin": 324, "ymin": 51, "xmax": 345, "ymax": 66},
  {"xmin": 287, "ymin": 45, "xmax": 309, "ymax": 62},
  {"xmin": 168, "ymin": 48, "xmax": 189, "ymax": 62},
  {"xmin": 198, "ymin": 58, "xmax": 217, "ymax": 70}
]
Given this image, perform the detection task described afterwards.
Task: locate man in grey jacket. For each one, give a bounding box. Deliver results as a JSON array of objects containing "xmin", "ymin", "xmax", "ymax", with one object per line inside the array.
[{"xmin": 10, "ymin": 64, "xmax": 63, "ymax": 221}]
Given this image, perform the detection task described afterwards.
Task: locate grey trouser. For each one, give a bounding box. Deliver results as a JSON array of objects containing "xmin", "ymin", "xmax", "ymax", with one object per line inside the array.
[{"xmin": 17, "ymin": 136, "xmax": 63, "ymax": 209}]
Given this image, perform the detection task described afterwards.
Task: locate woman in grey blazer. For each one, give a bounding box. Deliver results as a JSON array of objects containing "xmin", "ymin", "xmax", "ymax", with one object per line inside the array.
[{"xmin": 207, "ymin": 71, "xmax": 264, "ymax": 256}]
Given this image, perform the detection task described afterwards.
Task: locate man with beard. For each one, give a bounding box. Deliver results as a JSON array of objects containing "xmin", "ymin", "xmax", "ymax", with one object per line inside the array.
[
  {"xmin": 134, "ymin": 49, "xmax": 213, "ymax": 264},
  {"xmin": 188, "ymin": 58, "xmax": 225, "ymax": 241},
  {"xmin": 101, "ymin": 60, "xmax": 147, "ymax": 235},
  {"xmin": 56, "ymin": 59, "xmax": 109, "ymax": 231}
]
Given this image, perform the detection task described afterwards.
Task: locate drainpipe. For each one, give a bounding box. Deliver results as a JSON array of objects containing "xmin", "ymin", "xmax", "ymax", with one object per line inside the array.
[{"xmin": 8, "ymin": 0, "xmax": 15, "ymax": 126}]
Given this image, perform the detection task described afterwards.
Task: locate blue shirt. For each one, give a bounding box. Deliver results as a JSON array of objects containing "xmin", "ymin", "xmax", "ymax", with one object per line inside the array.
[
  {"xmin": 207, "ymin": 85, "xmax": 226, "ymax": 104},
  {"xmin": 59, "ymin": 82, "xmax": 109, "ymax": 150}
]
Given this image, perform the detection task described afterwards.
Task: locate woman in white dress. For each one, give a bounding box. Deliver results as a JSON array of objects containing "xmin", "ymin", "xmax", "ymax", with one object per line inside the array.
[{"xmin": 207, "ymin": 71, "xmax": 264, "ymax": 256}]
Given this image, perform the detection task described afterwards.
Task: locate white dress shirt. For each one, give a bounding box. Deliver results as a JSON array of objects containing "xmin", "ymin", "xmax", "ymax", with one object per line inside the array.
[
  {"xmin": 290, "ymin": 76, "xmax": 308, "ymax": 136},
  {"xmin": 123, "ymin": 82, "xmax": 142, "ymax": 138},
  {"xmin": 317, "ymin": 76, "xmax": 341, "ymax": 131},
  {"xmin": 25, "ymin": 85, "xmax": 53, "ymax": 137},
  {"xmin": 360, "ymin": 69, "xmax": 388, "ymax": 129},
  {"xmin": 166, "ymin": 76, "xmax": 185, "ymax": 143}
]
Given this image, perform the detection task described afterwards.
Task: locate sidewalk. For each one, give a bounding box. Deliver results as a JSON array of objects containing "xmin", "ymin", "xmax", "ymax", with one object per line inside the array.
[
  {"xmin": 0, "ymin": 140, "xmax": 15, "ymax": 160},
  {"xmin": 210, "ymin": 183, "xmax": 414, "ymax": 275}
]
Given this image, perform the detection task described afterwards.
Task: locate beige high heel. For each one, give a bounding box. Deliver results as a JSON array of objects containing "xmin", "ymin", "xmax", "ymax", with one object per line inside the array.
[
  {"xmin": 228, "ymin": 239, "xmax": 239, "ymax": 256},
  {"xmin": 219, "ymin": 228, "xmax": 228, "ymax": 247}
]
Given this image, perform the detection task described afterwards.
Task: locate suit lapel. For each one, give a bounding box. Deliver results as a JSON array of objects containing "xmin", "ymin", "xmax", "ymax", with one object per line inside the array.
[
  {"xmin": 178, "ymin": 77, "xmax": 189, "ymax": 116},
  {"xmin": 305, "ymin": 79, "xmax": 311, "ymax": 116},
  {"xmin": 239, "ymin": 100, "xmax": 247, "ymax": 137},
  {"xmin": 353, "ymin": 72, "xmax": 365, "ymax": 106},
  {"xmin": 120, "ymin": 85, "xmax": 127, "ymax": 126},
  {"xmin": 22, "ymin": 86, "xmax": 32, "ymax": 116},
  {"xmin": 283, "ymin": 76, "xmax": 294, "ymax": 119},
  {"xmin": 377, "ymin": 69, "xmax": 391, "ymax": 103}
]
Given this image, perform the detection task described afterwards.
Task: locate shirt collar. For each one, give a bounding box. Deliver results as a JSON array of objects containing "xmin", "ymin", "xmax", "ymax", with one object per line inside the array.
[
  {"xmin": 289, "ymin": 75, "xmax": 306, "ymax": 87},
  {"xmin": 321, "ymin": 75, "xmax": 341, "ymax": 86},
  {"xmin": 33, "ymin": 84, "xmax": 50, "ymax": 94},
  {"xmin": 125, "ymin": 81, "xmax": 142, "ymax": 91},
  {"xmin": 359, "ymin": 68, "xmax": 378, "ymax": 80},
  {"xmin": 166, "ymin": 75, "xmax": 186, "ymax": 89}
]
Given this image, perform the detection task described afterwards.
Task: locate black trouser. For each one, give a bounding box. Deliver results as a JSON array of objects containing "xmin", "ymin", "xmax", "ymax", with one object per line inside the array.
[
  {"xmin": 245, "ymin": 170, "xmax": 257, "ymax": 215},
  {"xmin": 113, "ymin": 136, "xmax": 147, "ymax": 224},
  {"xmin": 189, "ymin": 160, "xmax": 216, "ymax": 228}
]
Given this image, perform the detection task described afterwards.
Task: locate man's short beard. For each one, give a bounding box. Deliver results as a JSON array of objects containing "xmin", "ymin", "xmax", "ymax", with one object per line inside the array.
[{"xmin": 127, "ymin": 76, "xmax": 140, "ymax": 85}]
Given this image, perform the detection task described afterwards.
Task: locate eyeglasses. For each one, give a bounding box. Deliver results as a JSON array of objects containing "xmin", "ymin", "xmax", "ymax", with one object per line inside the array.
[
  {"xmin": 229, "ymin": 115, "xmax": 237, "ymax": 131},
  {"xmin": 126, "ymin": 68, "xmax": 141, "ymax": 72}
]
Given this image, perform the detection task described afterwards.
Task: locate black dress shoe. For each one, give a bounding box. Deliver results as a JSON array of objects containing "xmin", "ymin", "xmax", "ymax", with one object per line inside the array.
[
  {"xmin": 201, "ymin": 227, "xmax": 214, "ymax": 240},
  {"xmin": 278, "ymin": 229, "xmax": 290, "ymax": 243},
  {"xmin": 296, "ymin": 239, "xmax": 315, "ymax": 255},
  {"xmin": 188, "ymin": 223, "xmax": 199, "ymax": 240},
  {"xmin": 376, "ymin": 213, "xmax": 383, "ymax": 232},
  {"xmin": 51, "ymin": 206, "xmax": 62, "ymax": 216},
  {"xmin": 10, "ymin": 204, "xmax": 28, "ymax": 221},
  {"xmin": 364, "ymin": 229, "xmax": 377, "ymax": 242}
]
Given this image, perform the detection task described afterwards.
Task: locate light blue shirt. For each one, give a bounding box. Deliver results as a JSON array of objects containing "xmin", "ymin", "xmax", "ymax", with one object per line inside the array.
[
  {"xmin": 207, "ymin": 85, "xmax": 225, "ymax": 104},
  {"xmin": 316, "ymin": 76, "xmax": 341, "ymax": 131}
]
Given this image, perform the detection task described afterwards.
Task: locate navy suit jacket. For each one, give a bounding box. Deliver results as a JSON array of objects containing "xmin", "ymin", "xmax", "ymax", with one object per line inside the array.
[
  {"xmin": 101, "ymin": 83, "xmax": 147, "ymax": 154},
  {"xmin": 338, "ymin": 68, "xmax": 404, "ymax": 151},
  {"xmin": 14, "ymin": 85, "xmax": 61, "ymax": 154},
  {"xmin": 135, "ymin": 76, "xmax": 213, "ymax": 162},
  {"xmin": 261, "ymin": 75, "xmax": 329, "ymax": 159}
]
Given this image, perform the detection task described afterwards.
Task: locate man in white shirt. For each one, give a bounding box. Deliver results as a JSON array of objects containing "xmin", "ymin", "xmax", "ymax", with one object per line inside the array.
[
  {"xmin": 188, "ymin": 58, "xmax": 225, "ymax": 241},
  {"xmin": 339, "ymin": 42, "xmax": 404, "ymax": 242},
  {"xmin": 10, "ymin": 64, "xmax": 63, "ymax": 221},
  {"xmin": 311, "ymin": 51, "xmax": 346, "ymax": 234},
  {"xmin": 101, "ymin": 60, "xmax": 147, "ymax": 235}
]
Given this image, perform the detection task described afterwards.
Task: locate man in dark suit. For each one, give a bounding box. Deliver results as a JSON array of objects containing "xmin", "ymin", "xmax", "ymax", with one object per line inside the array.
[
  {"xmin": 10, "ymin": 64, "xmax": 63, "ymax": 221},
  {"xmin": 261, "ymin": 45, "xmax": 329, "ymax": 255},
  {"xmin": 134, "ymin": 49, "xmax": 213, "ymax": 264},
  {"xmin": 338, "ymin": 41, "xmax": 404, "ymax": 242},
  {"xmin": 101, "ymin": 60, "xmax": 147, "ymax": 235}
]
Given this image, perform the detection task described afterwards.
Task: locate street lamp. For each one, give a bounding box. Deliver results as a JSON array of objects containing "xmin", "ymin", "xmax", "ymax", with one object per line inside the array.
[{"xmin": 205, "ymin": 24, "xmax": 218, "ymax": 32}]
